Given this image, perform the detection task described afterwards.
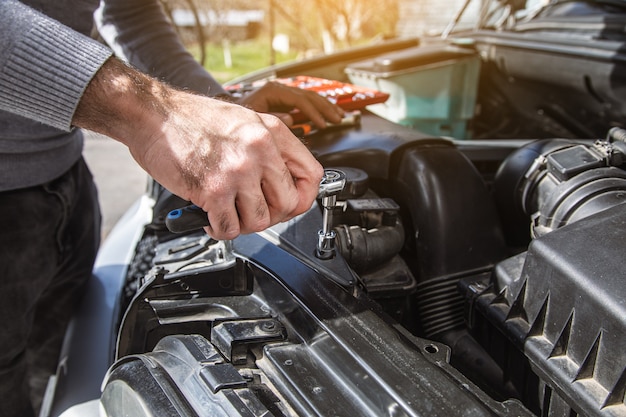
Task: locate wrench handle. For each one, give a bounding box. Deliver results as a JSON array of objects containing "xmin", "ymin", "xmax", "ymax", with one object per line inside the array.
[
  {"xmin": 165, "ymin": 169, "xmax": 346, "ymax": 234},
  {"xmin": 165, "ymin": 205, "xmax": 210, "ymax": 233}
]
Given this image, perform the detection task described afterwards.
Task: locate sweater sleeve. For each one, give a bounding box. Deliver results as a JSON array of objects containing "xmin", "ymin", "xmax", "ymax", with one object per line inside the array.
[
  {"xmin": 0, "ymin": 0, "xmax": 113, "ymax": 131},
  {"xmin": 95, "ymin": 0, "xmax": 227, "ymax": 96}
]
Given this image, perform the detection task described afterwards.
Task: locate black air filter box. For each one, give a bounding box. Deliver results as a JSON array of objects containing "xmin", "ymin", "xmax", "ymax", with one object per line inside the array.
[{"xmin": 463, "ymin": 203, "xmax": 626, "ymax": 416}]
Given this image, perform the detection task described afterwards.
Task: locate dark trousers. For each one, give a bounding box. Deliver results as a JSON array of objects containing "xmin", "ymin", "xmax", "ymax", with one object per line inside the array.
[{"xmin": 0, "ymin": 158, "xmax": 101, "ymax": 417}]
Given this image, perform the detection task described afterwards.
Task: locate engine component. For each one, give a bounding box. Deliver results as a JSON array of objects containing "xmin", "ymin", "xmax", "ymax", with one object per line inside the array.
[
  {"xmin": 464, "ymin": 133, "xmax": 626, "ymax": 416},
  {"xmin": 462, "ymin": 203, "xmax": 626, "ymax": 416},
  {"xmin": 391, "ymin": 141, "xmax": 507, "ymax": 338},
  {"xmin": 334, "ymin": 217, "xmax": 403, "ymax": 272},
  {"xmin": 332, "ymin": 189, "xmax": 416, "ymax": 321},
  {"xmin": 495, "ymin": 134, "xmax": 626, "ymax": 241},
  {"xmin": 104, "ymin": 231, "xmax": 535, "ymax": 417}
]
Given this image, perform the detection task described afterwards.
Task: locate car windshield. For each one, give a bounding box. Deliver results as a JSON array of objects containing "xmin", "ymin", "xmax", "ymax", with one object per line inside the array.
[{"xmin": 445, "ymin": 0, "xmax": 626, "ymax": 35}]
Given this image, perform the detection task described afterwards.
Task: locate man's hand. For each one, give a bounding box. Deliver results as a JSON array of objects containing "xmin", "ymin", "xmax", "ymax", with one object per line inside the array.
[
  {"xmin": 236, "ymin": 81, "xmax": 345, "ymax": 128},
  {"xmin": 73, "ymin": 58, "xmax": 323, "ymax": 240}
]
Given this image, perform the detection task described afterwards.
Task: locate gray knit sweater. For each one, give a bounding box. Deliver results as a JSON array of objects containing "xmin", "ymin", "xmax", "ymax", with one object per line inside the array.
[{"xmin": 0, "ymin": 0, "xmax": 226, "ymax": 191}]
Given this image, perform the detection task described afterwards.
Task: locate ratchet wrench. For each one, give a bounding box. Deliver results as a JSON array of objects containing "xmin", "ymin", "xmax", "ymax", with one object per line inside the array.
[{"xmin": 166, "ymin": 169, "xmax": 346, "ymax": 234}]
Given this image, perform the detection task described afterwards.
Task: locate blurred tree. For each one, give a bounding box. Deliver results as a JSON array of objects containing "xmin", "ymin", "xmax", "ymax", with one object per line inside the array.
[
  {"xmin": 160, "ymin": 0, "xmax": 399, "ymax": 60},
  {"xmin": 159, "ymin": 0, "xmax": 207, "ymax": 65},
  {"xmin": 272, "ymin": 0, "xmax": 399, "ymax": 54},
  {"xmin": 317, "ymin": 0, "xmax": 399, "ymax": 48}
]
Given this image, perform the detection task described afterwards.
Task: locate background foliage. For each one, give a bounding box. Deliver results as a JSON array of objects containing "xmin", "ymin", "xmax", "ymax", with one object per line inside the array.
[{"xmin": 159, "ymin": 0, "xmax": 400, "ymax": 82}]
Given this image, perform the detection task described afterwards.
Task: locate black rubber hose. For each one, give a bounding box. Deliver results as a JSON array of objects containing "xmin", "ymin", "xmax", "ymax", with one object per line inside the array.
[{"xmin": 334, "ymin": 221, "xmax": 404, "ymax": 272}]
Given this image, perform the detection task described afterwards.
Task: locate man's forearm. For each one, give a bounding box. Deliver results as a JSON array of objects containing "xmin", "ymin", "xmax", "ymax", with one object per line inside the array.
[{"xmin": 73, "ymin": 57, "xmax": 170, "ymax": 144}]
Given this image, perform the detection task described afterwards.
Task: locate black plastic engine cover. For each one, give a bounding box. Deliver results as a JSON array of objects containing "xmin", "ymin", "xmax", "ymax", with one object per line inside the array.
[
  {"xmin": 105, "ymin": 231, "xmax": 534, "ymax": 417},
  {"xmin": 463, "ymin": 203, "xmax": 626, "ymax": 416}
]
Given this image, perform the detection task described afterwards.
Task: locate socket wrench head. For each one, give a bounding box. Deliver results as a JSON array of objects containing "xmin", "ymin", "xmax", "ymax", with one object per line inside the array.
[
  {"xmin": 315, "ymin": 169, "xmax": 346, "ymax": 259},
  {"xmin": 317, "ymin": 169, "xmax": 346, "ymax": 199}
]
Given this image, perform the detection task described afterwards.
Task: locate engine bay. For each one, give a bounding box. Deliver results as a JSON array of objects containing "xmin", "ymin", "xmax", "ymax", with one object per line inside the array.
[{"xmin": 97, "ymin": 115, "xmax": 626, "ymax": 416}]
